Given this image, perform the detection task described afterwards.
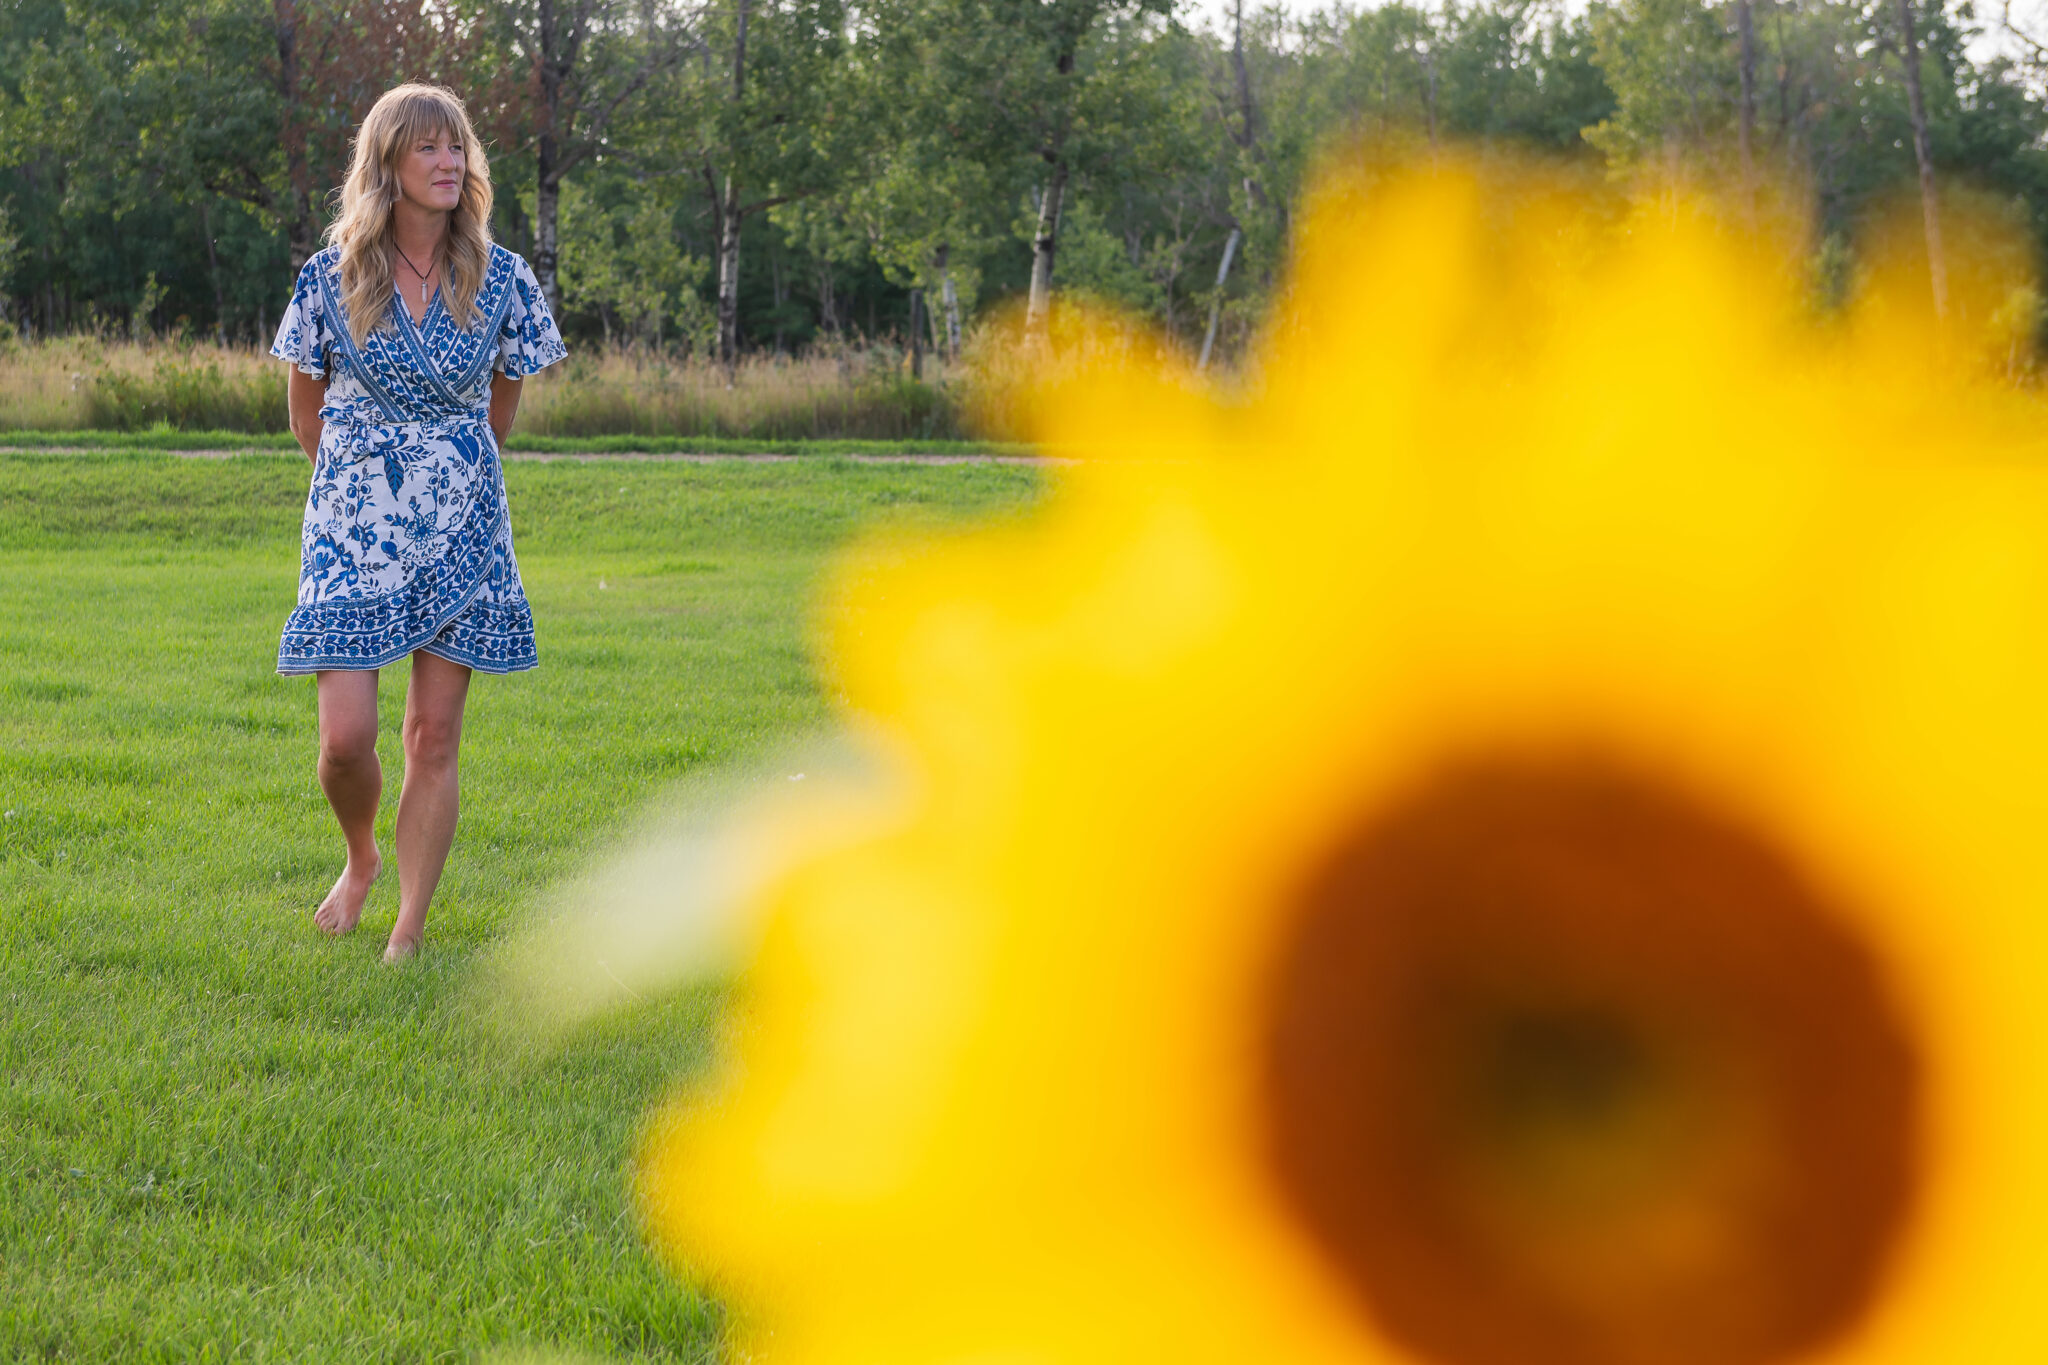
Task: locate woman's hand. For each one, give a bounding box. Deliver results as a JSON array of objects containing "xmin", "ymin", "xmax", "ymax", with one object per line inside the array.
[
  {"xmin": 288, "ymin": 367, "xmax": 328, "ymax": 464},
  {"xmin": 488, "ymin": 371, "xmax": 522, "ymax": 449}
]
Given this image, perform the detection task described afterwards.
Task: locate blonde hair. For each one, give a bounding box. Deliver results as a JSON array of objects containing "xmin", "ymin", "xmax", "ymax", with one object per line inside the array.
[{"xmin": 327, "ymin": 83, "xmax": 495, "ymax": 346}]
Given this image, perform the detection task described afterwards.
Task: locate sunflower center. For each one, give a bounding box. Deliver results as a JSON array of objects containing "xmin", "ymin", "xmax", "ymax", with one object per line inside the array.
[{"xmin": 1263, "ymin": 759, "xmax": 1921, "ymax": 1365}]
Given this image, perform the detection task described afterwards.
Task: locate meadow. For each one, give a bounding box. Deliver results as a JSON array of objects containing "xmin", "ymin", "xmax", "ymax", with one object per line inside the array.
[
  {"xmin": 0, "ymin": 337, "xmax": 970, "ymax": 441},
  {"xmin": 0, "ymin": 450, "xmax": 1041, "ymax": 1361}
]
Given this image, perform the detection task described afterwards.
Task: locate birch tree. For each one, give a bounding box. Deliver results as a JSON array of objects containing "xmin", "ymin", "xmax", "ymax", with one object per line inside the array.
[
  {"xmin": 882, "ymin": 0, "xmax": 1171, "ymax": 337},
  {"xmin": 1890, "ymin": 0, "xmax": 1948, "ymax": 315},
  {"xmin": 799, "ymin": 0, "xmax": 1009, "ymax": 363},
  {"xmin": 645, "ymin": 0, "xmax": 845, "ymax": 369},
  {"xmin": 491, "ymin": 0, "xmax": 694, "ymax": 312}
]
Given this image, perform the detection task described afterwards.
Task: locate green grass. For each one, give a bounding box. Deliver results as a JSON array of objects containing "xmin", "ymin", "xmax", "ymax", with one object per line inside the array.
[
  {"xmin": 0, "ymin": 429, "xmax": 1029, "ymax": 457},
  {"xmin": 0, "ymin": 451, "xmax": 1042, "ymax": 1361}
]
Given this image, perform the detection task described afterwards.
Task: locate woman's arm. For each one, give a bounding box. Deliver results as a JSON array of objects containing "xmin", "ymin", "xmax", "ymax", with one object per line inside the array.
[
  {"xmin": 288, "ymin": 368, "xmax": 327, "ymax": 464},
  {"xmin": 488, "ymin": 371, "xmax": 523, "ymax": 448}
]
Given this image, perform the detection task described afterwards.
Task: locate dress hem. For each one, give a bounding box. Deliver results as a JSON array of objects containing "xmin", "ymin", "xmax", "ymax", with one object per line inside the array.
[
  {"xmin": 276, "ymin": 646, "xmax": 537, "ymax": 677},
  {"xmin": 277, "ymin": 496, "xmax": 517, "ymax": 676},
  {"xmin": 417, "ymin": 641, "xmax": 540, "ymax": 674}
]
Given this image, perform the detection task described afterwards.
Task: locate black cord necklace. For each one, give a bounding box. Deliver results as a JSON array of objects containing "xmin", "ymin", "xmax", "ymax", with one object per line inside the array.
[{"xmin": 394, "ymin": 241, "xmax": 438, "ymax": 305}]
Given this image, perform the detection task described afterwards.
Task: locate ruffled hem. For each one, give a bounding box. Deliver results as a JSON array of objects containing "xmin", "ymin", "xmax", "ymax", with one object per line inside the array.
[
  {"xmin": 494, "ymin": 346, "xmax": 566, "ymax": 380},
  {"xmin": 278, "ymin": 478, "xmax": 522, "ymax": 673},
  {"xmin": 417, "ymin": 639, "xmax": 540, "ymax": 674},
  {"xmin": 276, "ymin": 588, "xmax": 537, "ymax": 676}
]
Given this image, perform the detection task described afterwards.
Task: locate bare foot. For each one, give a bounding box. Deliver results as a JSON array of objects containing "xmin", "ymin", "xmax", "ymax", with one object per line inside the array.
[
  {"xmin": 383, "ymin": 899, "xmax": 428, "ymax": 963},
  {"xmin": 313, "ymin": 854, "xmax": 381, "ymax": 936}
]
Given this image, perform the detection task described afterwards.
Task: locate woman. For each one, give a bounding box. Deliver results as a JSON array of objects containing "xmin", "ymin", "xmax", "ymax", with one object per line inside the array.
[{"xmin": 271, "ymin": 83, "xmax": 565, "ymax": 963}]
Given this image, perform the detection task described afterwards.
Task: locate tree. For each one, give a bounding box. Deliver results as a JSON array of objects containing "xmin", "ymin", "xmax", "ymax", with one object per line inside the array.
[
  {"xmin": 490, "ymin": 0, "xmax": 694, "ymax": 312},
  {"xmin": 1584, "ymin": 0, "xmax": 1740, "ymax": 183},
  {"xmin": 557, "ymin": 175, "xmax": 714, "ymax": 349},
  {"xmin": 641, "ymin": 0, "xmax": 846, "ymax": 369},
  {"xmin": 872, "ymin": 0, "xmax": 1173, "ymax": 337},
  {"xmin": 1890, "ymin": 0, "xmax": 1948, "ymax": 315}
]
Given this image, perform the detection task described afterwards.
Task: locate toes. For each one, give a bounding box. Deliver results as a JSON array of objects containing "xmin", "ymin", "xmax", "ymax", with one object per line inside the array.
[{"xmin": 314, "ymin": 896, "xmax": 360, "ymax": 936}]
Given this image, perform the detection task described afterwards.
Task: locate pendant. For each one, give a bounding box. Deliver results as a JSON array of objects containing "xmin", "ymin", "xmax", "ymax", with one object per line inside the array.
[{"xmin": 421, "ymin": 282, "xmax": 429, "ymax": 305}]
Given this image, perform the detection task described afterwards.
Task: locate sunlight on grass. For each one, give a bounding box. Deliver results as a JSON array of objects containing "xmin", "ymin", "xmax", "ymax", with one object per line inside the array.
[{"xmin": 0, "ymin": 450, "xmax": 1040, "ymax": 1359}]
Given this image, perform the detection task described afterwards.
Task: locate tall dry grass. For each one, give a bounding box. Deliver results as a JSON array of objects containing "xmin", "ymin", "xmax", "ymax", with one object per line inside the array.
[
  {"xmin": 519, "ymin": 343, "xmax": 967, "ymax": 440},
  {"xmin": 0, "ymin": 336, "xmax": 288, "ymax": 431},
  {"xmin": 0, "ymin": 336, "xmax": 971, "ymax": 439}
]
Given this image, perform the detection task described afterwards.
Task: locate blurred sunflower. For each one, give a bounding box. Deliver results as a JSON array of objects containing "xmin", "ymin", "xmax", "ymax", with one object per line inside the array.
[{"xmin": 639, "ymin": 163, "xmax": 2048, "ymax": 1365}]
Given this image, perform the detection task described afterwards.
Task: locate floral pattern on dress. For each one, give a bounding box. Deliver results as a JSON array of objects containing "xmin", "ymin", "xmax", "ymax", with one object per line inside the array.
[{"xmin": 269, "ymin": 243, "xmax": 565, "ymax": 675}]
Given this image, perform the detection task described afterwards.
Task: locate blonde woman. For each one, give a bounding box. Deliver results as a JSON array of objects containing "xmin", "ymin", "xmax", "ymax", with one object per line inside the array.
[{"xmin": 270, "ymin": 83, "xmax": 565, "ymax": 963}]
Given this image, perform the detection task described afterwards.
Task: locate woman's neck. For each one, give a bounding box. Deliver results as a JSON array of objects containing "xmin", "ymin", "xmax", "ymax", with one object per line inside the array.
[{"xmin": 390, "ymin": 199, "xmax": 450, "ymax": 263}]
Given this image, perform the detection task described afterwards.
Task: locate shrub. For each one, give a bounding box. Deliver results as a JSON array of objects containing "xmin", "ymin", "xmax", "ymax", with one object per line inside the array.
[{"xmin": 85, "ymin": 351, "xmax": 287, "ymax": 432}]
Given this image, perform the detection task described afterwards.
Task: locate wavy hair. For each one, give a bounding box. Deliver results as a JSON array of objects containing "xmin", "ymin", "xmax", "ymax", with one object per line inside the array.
[{"xmin": 327, "ymin": 83, "xmax": 494, "ymax": 346}]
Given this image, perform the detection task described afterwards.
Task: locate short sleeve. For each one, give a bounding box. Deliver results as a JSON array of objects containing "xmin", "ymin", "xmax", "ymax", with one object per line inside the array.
[
  {"xmin": 496, "ymin": 254, "xmax": 567, "ymax": 378},
  {"xmin": 270, "ymin": 257, "xmax": 330, "ymax": 378}
]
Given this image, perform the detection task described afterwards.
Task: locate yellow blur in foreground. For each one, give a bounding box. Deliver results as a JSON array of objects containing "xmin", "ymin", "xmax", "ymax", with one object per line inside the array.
[{"xmin": 639, "ymin": 162, "xmax": 2048, "ymax": 1365}]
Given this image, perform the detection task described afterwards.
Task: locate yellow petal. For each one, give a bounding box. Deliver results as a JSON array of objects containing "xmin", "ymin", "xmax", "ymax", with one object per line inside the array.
[{"xmin": 643, "ymin": 160, "xmax": 2048, "ymax": 1365}]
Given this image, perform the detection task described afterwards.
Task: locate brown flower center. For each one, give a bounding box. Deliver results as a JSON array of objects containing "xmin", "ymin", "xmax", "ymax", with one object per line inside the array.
[{"xmin": 1263, "ymin": 759, "xmax": 1921, "ymax": 1365}]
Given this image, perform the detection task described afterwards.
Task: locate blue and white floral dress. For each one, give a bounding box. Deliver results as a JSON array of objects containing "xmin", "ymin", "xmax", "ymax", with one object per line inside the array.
[{"xmin": 269, "ymin": 243, "xmax": 566, "ymax": 675}]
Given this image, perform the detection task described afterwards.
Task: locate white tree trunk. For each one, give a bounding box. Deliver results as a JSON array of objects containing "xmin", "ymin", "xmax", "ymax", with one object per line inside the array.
[
  {"xmin": 717, "ymin": 175, "xmax": 742, "ymax": 373},
  {"xmin": 1896, "ymin": 0, "xmax": 1948, "ymax": 318},
  {"xmin": 1024, "ymin": 159, "xmax": 1068, "ymax": 335},
  {"xmin": 1735, "ymin": 0, "xmax": 1758, "ymax": 226},
  {"xmin": 1199, "ymin": 228, "xmax": 1241, "ymax": 371},
  {"xmin": 535, "ymin": 175, "xmax": 562, "ymax": 316},
  {"xmin": 942, "ymin": 271, "xmax": 961, "ymax": 360},
  {"xmin": 935, "ymin": 242, "xmax": 960, "ymax": 361}
]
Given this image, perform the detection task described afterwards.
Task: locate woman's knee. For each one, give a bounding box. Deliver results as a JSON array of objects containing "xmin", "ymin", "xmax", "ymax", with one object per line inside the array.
[
  {"xmin": 402, "ymin": 712, "xmax": 462, "ymax": 769},
  {"xmin": 319, "ymin": 719, "xmax": 378, "ymax": 768}
]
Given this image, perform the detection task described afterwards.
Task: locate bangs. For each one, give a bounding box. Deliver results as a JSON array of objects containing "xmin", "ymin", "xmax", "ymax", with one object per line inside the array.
[{"xmin": 384, "ymin": 91, "xmax": 472, "ymax": 158}]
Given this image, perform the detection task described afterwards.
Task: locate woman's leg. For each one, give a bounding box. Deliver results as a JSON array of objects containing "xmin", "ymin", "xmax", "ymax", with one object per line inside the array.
[
  {"xmin": 314, "ymin": 669, "xmax": 382, "ymax": 934},
  {"xmin": 387, "ymin": 650, "xmax": 473, "ymax": 960}
]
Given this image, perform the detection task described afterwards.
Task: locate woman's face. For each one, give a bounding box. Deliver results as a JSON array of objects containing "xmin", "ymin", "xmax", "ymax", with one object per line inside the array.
[{"xmin": 393, "ymin": 127, "xmax": 465, "ymax": 215}]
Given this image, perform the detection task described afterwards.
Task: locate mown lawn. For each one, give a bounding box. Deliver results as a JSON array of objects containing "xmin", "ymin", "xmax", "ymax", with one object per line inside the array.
[{"xmin": 0, "ymin": 451, "xmax": 1040, "ymax": 1362}]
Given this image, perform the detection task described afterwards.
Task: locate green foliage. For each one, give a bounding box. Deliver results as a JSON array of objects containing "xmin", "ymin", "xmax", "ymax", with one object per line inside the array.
[
  {"xmin": 1584, "ymin": 0, "xmax": 1740, "ymax": 171},
  {"xmin": 83, "ymin": 351, "xmax": 288, "ymax": 433},
  {"xmin": 0, "ymin": 202, "xmax": 19, "ymax": 292},
  {"xmin": 556, "ymin": 180, "xmax": 715, "ymax": 353},
  {"xmin": 1581, "ymin": 0, "xmax": 2048, "ymax": 263},
  {"xmin": 517, "ymin": 368, "xmax": 963, "ymax": 441},
  {"xmin": 5, "ymin": 0, "xmax": 2048, "ymax": 369},
  {"xmin": 1054, "ymin": 198, "xmax": 1169, "ymax": 315}
]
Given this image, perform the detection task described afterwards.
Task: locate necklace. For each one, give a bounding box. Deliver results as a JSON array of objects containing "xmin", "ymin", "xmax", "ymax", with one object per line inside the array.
[{"xmin": 394, "ymin": 241, "xmax": 438, "ymax": 306}]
